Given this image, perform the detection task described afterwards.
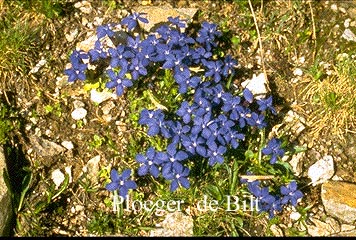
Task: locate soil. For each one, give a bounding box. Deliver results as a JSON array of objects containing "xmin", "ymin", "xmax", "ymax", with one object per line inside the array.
[{"xmin": 1, "ymin": 0, "xmax": 356, "ymax": 236}]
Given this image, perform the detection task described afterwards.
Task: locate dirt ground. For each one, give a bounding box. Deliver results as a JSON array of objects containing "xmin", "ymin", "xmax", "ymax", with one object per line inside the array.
[{"xmin": 1, "ymin": 0, "xmax": 356, "ymax": 236}]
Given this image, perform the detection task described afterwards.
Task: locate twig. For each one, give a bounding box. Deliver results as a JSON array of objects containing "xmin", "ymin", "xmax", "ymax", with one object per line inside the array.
[
  {"xmin": 308, "ymin": 0, "xmax": 317, "ymax": 62},
  {"xmin": 248, "ymin": 0, "xmax": 270, "ymax": 92}
]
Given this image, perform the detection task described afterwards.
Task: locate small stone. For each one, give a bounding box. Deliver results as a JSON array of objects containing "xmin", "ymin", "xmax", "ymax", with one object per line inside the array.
[
  {"xmin": 241, "ymin": 73, "xmax": 268, "ymax": 100},
  {"xmin": 86, "ymin": 155, "xmax": 101, "ymax": 179},
  {"xmin": 289, "ymin": 152, "xmax": 304, "ymax": 176},
  {"xmin": 342, "ymin": 29, "xmax": 356, "ymax": 42},
  {"xmin": 102, "ymin": 101, "xmax": 116, "ymax": 115},
  {"xmin": 29, "ymin": 58, "xmax": 47, "ymax": 74},
  {"xmin": 331, "ymin": 4, "xmax": 338, "ymax": 11},
  {"xmin": 290, "ymin": 211, "xmax": 301, "ymax": 221},
  {"xmin": 134, "ymin": 6, "xmax": 198, "ymax": 32},
  {"xmin": 51, "ymin": 169, "xmax": 65, "ymax": 189},
  {"xmin": 90, "ymin": 89, "xmax": 115, "ymax": 104},
  {"xmin": 30, "ymin": 136, "xmax": 65, "ymax": 157},
  {"xmin": 65, "ymin": 166, "xmax": 72, "ymax": 183},
  {"xmin": 307, "ymin": 217, "xmax": 339, "ymax": 236},
  {"xmin": 344, "ymin": 18, "xmax": 351, "ymax": 28},
  {"xmin": 270, "ymin": 224, "xmax": 284, "ymax": 236},
  {"xmin": 102, "ymin": 114, "xmax": 112, "ymax": 123},
  {"xmin": 65, "ymin": 28, "xmax": 78, "ymax": 43},
  {"xmin": 293, "ymin": 68, "xmax": 303, "ymax": 76},
  {"xmin": 74, "ymin": 0, "xmax": 92, "ymax": 14},
  {"xmin": 71, "ymin": 108, "xmax": 87, "ymax": 120},
  {"xmin": 61, "ymin": 141, "xmax": 74, "ymax": 150},
  {"xmin": 73, "ymin": 100, "xmax": 85, "ymax": 109},
  {"xmin": 149, "ymin": 211, "xmax": 193, "ymax": 236},
  {"xmin": 341, "ymin": 224, "xmax": 355, "ymax": 232},
  {"xmin": 321, "ymin": 181, "xmax": 356, "ymax": 224},
  {"xmin": 307, "ymin": 155, "xmax": 334, "ymax": 186}
]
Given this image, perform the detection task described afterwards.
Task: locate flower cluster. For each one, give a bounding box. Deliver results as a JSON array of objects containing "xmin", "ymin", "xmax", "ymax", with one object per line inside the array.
[
  {"xmin": 65, "ymin": 11, "xmax": 303, "ymax": 211},
  {"xmin": 245, "ymin": 180, "xmax": 303, "ymax": 218}
]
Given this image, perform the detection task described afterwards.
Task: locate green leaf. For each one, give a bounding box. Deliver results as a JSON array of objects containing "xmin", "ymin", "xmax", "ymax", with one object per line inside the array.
[{"xmin": 205, "ymin": 184, "xmax": 223, "ymax": 201}]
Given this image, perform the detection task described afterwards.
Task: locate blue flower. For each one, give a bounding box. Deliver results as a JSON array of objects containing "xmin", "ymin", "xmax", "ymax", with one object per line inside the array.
[
  {"xmin": 280, "ymin": 181, "xmax": 303, "ymax": 206},
  {"xmin": 121, "ymin": 12, "xmax": 148, "ymax": 31},
  {"xmin": 246, "ymin": 112, "xmax": 267, "ymax": 129},
  {"xmin": 164, "ymin": 163, "xmax": 190, "ymax": 192},
  {"xmin": 222, "ymin": 55, "xmax": 238, "ymax": 77},
  {"xmin": 168, "ymin": 16, "xmax": 187, "ymax": 29},
  {"xmin": 201, "ymin": 59, "xmax": 224, "ymax": 83},
  {"xmin": 88, "ymin": 40, "xmax": 108, "ymax": 61},
  {"xmin": 160, "ymin": 143, "xmax": 189, "ymax": 179},
  {"xmin": 96, "ymin": 23, "xmax": 116, "ymax": 39},
  {"xmin": 129, "ymin": 57, "xmax": 148, "ymax": 80},
  {"xmin": 243, "ymin": 88, "xmax": 254, "ymax": 104},
  {"xmin": 262, "ymin": 138, "xmax": 285, "ymax": 164},
  {"xmin": 108, "ymin": 45, "xmax": 134, "ymax": 69},
  {"xmin": 135, "ymin": 147, "xmax": 162, "ymax": 178},
  {"xmin": 138, "ymin": 109, "xmax": 167, "ymax": 137},
  {"xmin": 176, "ymin": 101, "xmax": 196, "ymax": 124},
  {"xmin": 167, "ymin": 121, "xmax": 190, "ymax": 144},
  {"xmin": 106, "ymin": 169, "xmax": 137, "ymax": 199},
  {"xmin": 106, "ymin": 69, "xmax": 133, "ymax": 96},
  {"xmin": 64, "ymin": 50, "xmax": 89, "ymax": 82},
  {"xmin": 181, "ymin": 133, "xmax": 207, "ymax": 157},
  {"xmin": 206, "ymin": 139, "xmax": 226, "ymax": 166},
  {"xmin": 257, "ymin": 96, "xmax": 277, "ymax": 115}
]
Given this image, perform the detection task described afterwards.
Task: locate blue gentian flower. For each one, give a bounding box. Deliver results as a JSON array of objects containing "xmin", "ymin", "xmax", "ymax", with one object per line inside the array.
[
  {"xmin": 96, "ymin": 23, "xmax": 116, "ymax": 39},
  {"xmin": 243, "ymin": 88, "xmax": 254, "ymax": 104},
  {"xmin": 176, "ymin": 101, "xmax": 196, "ymax": 124},
  {"xmin": 257, "ymin": 96, "xmax": 277, "ymax": 115},
  {"xmin": 280, "ymin": 181, "xmax": 303, "ymax": 206},
  {"xmin": 135, "ymin": 147, "xmax": 162, "ymax": 178},
  {"xmin": 168, "ymin": 16, "xmax": 187, "ymax": 29},
  {"xmin": 121, "ymin": 12, "xmax": 148, "ymax": 31},
  {"xmin": 164, "ymin": 163, "xmax": 190, "ymax": 192},
  {"xmin": 206, "ymin": 139, "xmax": 226, "ymax": 166},
  {"xmin": 181, "ymin": 133, "xmax": 207, "ymax": 157},
  {"xmin": 201, "ymin": 59, "xmax": 224, "ymax": 83},
  {"xmin": 106, "ymin": 169, "xmax": 137, "ymax": 199},
  {"xmin": 106, "ymin": 69, "xmax": 133, "ymax": 96},
  {"xmin": 108, "ymin": 45, "xmax": 134, "ymax": 69},
  {"xmin": 161, "ymin": 143, "xmax": 189, "ymax": 179},
  {"xmin": 262, "ymin": 138, "xmax": 285, "ymax": 164}
]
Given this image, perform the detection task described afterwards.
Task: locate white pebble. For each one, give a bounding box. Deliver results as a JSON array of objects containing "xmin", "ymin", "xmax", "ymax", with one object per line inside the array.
[
  {"xmin": 51, "ymin": 169, "xmax": 65, "ymax": 189},
  {"xmin": 71, "ymin": 108, "xmax": 87, "ymax": 120},
  {"xmin": 61, "ymin": 141, "xmax": 74, "ymax": 150}
]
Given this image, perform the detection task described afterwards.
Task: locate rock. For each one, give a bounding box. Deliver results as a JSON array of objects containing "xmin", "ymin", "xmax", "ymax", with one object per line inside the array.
[
  {"xmin": 270, "ymin": 224, "xmax": 284, "ymax": 236},
  {"xmin": 86, "ymin": 155, "xmax": 101, "ymax": 179},
  {"xmin": 269, "ymin": 110, "xmax": 306, "ymax": 142},
  {"xmin": 288, "ymin": 152, "xmax": 304, "ymax": 177},
  {"xmin": 307, "ymin": 155, "xmax": 334, "ymax": 186},
  {"xmin": 290, "ymin": 210, "xmax": 301, "ymax": 222},
  {"xmin": 102, "ymin": 101, "xmax": 116, "ymax": 115},
  {"xmin": 74, "ymin": 0, "xmax": 92, "ymax": 14},
  {"xmin": 307, "ymin": 217, "xmax": 340, "ymax": 236},
  {"xmin": 71, "ymin": 108, "xmax": 87, "ymax": 120},
  {"xmin": 30, "ymin": 136, "xmax": 65, "ymax": 157},
  {"xmin": 241, "ymin": 73, "xmax": 268, "ymax": 100},
  {"xmin": 342, "ymin": 28, "xmax": 356, "ymax": 42},
  {"xmin": 61, "ymin": 141, "xmax": 74, "ymax": 150},
  {"xmin": 149, "ymin": 211, "xmax": 193, "ymax": 236},
  {"xmin": 29, "ymin": 58, "xmax": 47, "ymax": 74},
  {"xmin": 90, "ymin": 89, "xmax": 115, "ymax": 104},
  {"xmin": 51, "ymin": 169, "xmax": 65, "ymax": 189},
  {"xmin": 73, "ymin": 100, "xmax": 85, "ymax": 109},
  {"xmin": 65, "ymin": 28, "xmax": 78, "ymax": 43},
  {"xmin": 293, "ymin": 68, "xmax": 303, "ymax": 76},
  {"xmin": 134, "ymin": 5, "xmax": 198, "ymax": 32},
  {"xmin": 321, "ymin": 181, "xmax": 356, "ymax": 224},
  {"xmin": 0, "ymin": 146, "xmax": 13, "ymax": 236}
]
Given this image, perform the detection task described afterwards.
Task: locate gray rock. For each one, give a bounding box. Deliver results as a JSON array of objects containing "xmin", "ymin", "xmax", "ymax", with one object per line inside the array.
[
  {"xmin": 134, "ymin": 5, "xmax": 198, "ymax": 32},
  {"xmin": 0, "ymin": 146, "xmax": 13, "ymax": 236},
  {"xmin": 30, "ymin": 136, "xmax": 65, "ymax": 157},
  {"xmin": 307, "ymin": 155, "xmax": 334, "ymax": 186},
  {"xmin": 307, "ymin": 217, "xmax": 340, "ymax": 236},
  {"xmin": 149, "ymin": 211, "xmax": 193, "ymax": 236},
  {"xmin": 241, "ymin": 73, "xmax": 268, "ymax": 100},
  {"xmin": 342, "ymin": 28, "xmax": 356, "ymax": 42},
  {"xmin": 71, "ymin": 108, "xmax": 87, "ymax": 120},
  {"xmin": 321, "ymin": 181, "xmax": 356, "ymax": 224}
]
